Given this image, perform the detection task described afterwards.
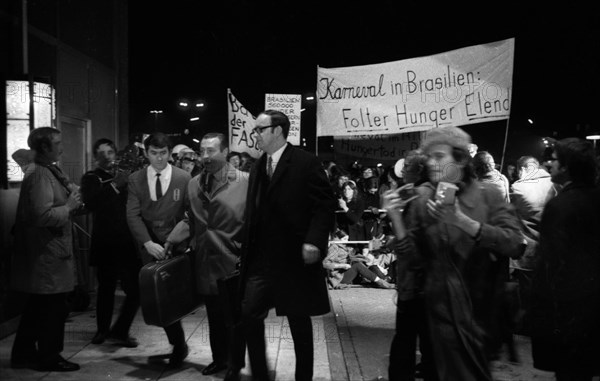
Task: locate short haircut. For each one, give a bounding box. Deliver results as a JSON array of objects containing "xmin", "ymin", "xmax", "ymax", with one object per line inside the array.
[
  {"xmin": 261, "ymin": 110, "xmax": 290, "ymax": 138},
  {"xmin": 201, "ymin": 132, "xmax": 228, "ymax": 151},
  {"xmin": 516, "ymin": 156, "xmax": 539, "ymax": 169},
  {"xmin": 473, "ymin": 151, "xmax": 495, "ymax": 179},
  {"xmin": 227, "ymin": 151, "xmax": 241, "ymax": 161},
  {"xmin": 92, "ymin": 138, "xmax": 116, "ymax": 156},
  {"xmin": 144, "ymin": 132, "xmax": 171, "ymax": 151},
  {"xmin": 554, "ymin": 138, "xmax": 597, "ymax": 185},
  {"xmin": 27, "ymin": 127, "xmax": 60, "ymax": 153}
]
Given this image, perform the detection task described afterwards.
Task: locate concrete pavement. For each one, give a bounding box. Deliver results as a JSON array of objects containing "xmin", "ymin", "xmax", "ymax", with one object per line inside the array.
[{"xmin": 1, "ymin": 286, "xmax": 592, "ymax": 380}]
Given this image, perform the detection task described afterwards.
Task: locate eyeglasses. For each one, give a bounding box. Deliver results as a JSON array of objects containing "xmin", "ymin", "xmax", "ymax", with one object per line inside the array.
[{"xmin": 252, "ymin": 124, "xmax": 278, "ymax": 135}]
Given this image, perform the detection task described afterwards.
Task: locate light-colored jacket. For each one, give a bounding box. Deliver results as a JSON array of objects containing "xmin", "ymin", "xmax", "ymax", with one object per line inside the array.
[
  {"xmin": 10, "ymin": 163, "xmax": 75, "ymax": 294},
  {"xmin": 510, "ymin": 168, "xmax": 557, "ymax": 223},
  {"xmin": 168, "ymin": 164, "xmax": 249, "ymax": 295}
]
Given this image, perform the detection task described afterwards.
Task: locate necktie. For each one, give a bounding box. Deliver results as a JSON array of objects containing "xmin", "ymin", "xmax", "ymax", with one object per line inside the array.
[
  {"xmin": 267, "ymin": 156, "xmax": 273, "ymax": 179},
  {"xmin": 155, "ymin": 172, "xmax": 163, "ymax": 199},
  {"xmin": 204, "ymin": 172, "xmax": 213, "ymax": 194}
]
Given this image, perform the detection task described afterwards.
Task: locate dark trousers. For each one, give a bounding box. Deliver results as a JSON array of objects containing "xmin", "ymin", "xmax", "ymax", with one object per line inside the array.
[
  {"xmin": 95, "ymin": 259, "xmax": 142, "ymax": 336},
  {"xmin": 204, "ymin": 294, "xmax": 229, "ymax": 364},
  {"xmin": 341, "ymin": 262, "xmax": 377, "ymax": 284},
  {"xmin": 11, "ymin": 293, "xmax": 69, "ymax": 365},
  {"xmin": 389, "ymin": 298, "xmax": 437, "ymax": 381},
  {"xmin": 241, "ymin": 272, "xmax": 314, "ymax": 381},
  {"xmin": 164, "ymin": 320, "xmax": 186, "ymax": 348}
]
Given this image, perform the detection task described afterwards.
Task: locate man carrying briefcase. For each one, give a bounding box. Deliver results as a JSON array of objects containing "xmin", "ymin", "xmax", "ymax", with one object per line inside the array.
[
  {"xmin": 166, "ymin": 133, "xmax": 248, "ymax": 378},
  {"xmin": 126, "ymin": 133, "xmax": 191, "ymax": 368}
]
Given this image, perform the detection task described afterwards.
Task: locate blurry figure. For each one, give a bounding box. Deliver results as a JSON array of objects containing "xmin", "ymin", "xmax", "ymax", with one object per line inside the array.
[
  {"xmin": 511, "ymin": 156, "xmax": 557, "ymax": 228},
  {"xmin": 226, "ymin": 151, "xmax": 241, "ymax": 169},
  {"xmin": 80, "ymin": 138, "xmax": 141, "ymax": 348},
  {"xmin": 468, "ymin": 143, "xmax": 478, "ymax": 157},
  {"xmin": 332, "ymin": 170, "xmax": 350, "ymax": 199},
  {"xmin": 378, "ymin": 164, "xmax": 400, "ymax": 197},
  {"xmin": 473, "ymin": 151, "xmax": 510, "ymax": 202},
  {"xmin": 530, "ymin": 138, "xmax": 600, "ymax": 381},
  {"xmin": 362, "ymin": 177, "xmax": 383, "ymax": 240},
  {"xmin": 383, "ymin": 126, "xmax": 523, "ymax": 381},
  {"xmin": 11, "ymin": 127, "xmax": 83, "ymax": 372},
  {"xmin": 238, "ymin": 151, "xmax": 255, "ymax": 172},
  {"xmin": 402, "ymin": 149, "xmax": 429, "ymax": 186},
  {"xmin": 505, "ymin": 163, "xmax": 518, "ymax": 184},
  {"xmin": 171, "ymin": 144, "xmax": 190, "ymax": 164},
  {"xmin": 178, "ymin": 148, "xmax": 199, "ymax": 176}
]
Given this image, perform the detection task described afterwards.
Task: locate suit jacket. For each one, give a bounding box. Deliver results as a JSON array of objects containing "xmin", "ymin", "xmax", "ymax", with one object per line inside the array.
[
  {"xmin": 81, "ymin": 168, "xmax": 137, "ymax": 266},
  {"xmin": 240, "ymin": 144, "xmax": 336, "ymax": 316},
  {"xmin": 10, "ymin": 163, "xmax": 75, "ymax": 294},
  {"xmin": 167, "ymin": 164, "xmax": 249, "ymax": 295},
  {"xmin": 126, "ymin": 165, "xmax": 191, "ymax": 264}
]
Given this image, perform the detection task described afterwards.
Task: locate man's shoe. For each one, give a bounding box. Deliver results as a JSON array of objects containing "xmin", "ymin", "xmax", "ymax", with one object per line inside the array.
[
  {"xmin": 107, "ymin": 333, "xmax": 139, "ymax": 348},
  {"xmin": 202, "ymin": 361, "xmax": 227, "ymax": 375},
  {"xmin": 374, "ymin": 279, "xmax": 395, "ymax": 289},
  {"xmin": 224, "ymin": 368, "xmax": 241, "ymax": 381},
  {"xmin": 168, "ymin": 343, "xmax": 189, "ymax": 368},
  {"xmin": 37, "ymin": 357, "xmax": 80, "ymax": 372},
  {"xmin": 91, "ymin": 331, "xmax": 108, "ymax": 344}
]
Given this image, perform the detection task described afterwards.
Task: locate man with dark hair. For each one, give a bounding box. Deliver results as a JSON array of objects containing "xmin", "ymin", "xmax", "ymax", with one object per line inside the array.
[
  {"xmin": 231, "ymin": 110, "xmax": 336, "ymax": 381},
  {"xmin": 166, "ymin": 132, "xmax": 248, "ymax": 377},
  {"xmin": 11, "ymin": 127, "xmax": 83, "ymax": 372},
  {"xmin": 126, "ymin": 132, "xmax": 192, "ymax": 368},
  {"xmin": 530, "ymin": 138, "xmax": 600, "ymax": 381},
  {"xmin": 81, "ymin": 138, "xmax": 141, "ymax": 347}
]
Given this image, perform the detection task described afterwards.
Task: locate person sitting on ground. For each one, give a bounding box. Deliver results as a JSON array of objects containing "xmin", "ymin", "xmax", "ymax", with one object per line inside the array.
[{"xmin": 323, "ymin": 241, "xmax": 394, "ymax": 289}]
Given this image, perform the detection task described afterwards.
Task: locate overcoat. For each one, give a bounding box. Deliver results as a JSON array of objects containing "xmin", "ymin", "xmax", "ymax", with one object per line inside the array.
[
  {"xmin": 11, "ymin": 163, "xmax": 75, "ymax": 294},
  {"xmin": 239, "ymin": 144, "xmax": 336, "ymax": 316}
]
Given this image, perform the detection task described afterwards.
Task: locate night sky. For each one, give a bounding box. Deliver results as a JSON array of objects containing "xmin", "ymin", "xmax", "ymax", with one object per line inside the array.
[{"xmin": 128, "ymin": 1, "xmax": 600, "ymax": 164}]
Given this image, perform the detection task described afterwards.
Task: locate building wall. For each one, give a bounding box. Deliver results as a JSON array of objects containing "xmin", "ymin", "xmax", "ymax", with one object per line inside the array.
[{"xmin": 0, "ymin": 0, "xmax": 129, "ymax": 329}]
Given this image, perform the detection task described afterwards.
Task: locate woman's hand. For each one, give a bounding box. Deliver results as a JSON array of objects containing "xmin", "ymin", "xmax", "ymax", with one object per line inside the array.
[
  {"xmin": 338, "ymin": 198, "xmax": 348, "ymax": 211},
  {"xmin": 427, "ymin": 199, "xmax": 481, "ymax": 236},
  {"xmin": 381, "ymin": 184, "xmax": 418, "ymax": 218}
]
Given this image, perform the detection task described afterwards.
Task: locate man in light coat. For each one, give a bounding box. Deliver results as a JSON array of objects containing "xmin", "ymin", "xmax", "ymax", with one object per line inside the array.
[
  {"xmin": 10, "ymin": 127, "xmax": 83, "ymax": 372},
  {"xmin": 167, "ymin": 132, "xmax": 248, "ymax": 378}
]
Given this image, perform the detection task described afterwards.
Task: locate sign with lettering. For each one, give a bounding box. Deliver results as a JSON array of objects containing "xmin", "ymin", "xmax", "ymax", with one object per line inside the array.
[
  {"xmin": 227, "ymin": 88, "xmax": 261, "ymax": 158},
  {"xmin": 334, "ymin": 132, "xmax": 422, "ymax": 162},
  {"xmin": 317, "ymin": 38, "xmax": 514, "ymax": 137},
  {"xmin": 265, "ymin": 93, "xmax": 302, "ymax": 145}
]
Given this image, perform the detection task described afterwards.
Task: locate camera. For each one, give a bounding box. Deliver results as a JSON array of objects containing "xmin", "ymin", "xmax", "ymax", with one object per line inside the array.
[{"xmin": 435, "ymin": 182, "xmax": 458, "ymax": 205}]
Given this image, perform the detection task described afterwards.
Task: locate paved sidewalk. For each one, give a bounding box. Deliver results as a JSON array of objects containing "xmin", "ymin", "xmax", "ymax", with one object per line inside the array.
[{"xmin": 1, "ymin": 287, "xmax": 595, "ymax": 380}]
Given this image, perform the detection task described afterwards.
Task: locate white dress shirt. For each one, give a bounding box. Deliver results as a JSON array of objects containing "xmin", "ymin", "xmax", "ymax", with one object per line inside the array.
[
  {"xmin": 267, "ymin": 143, "xmax": 287, "ymax": 175},
  {"xmin": 147, "ymin": 164, "xmax": 172, "ymax": 201}
]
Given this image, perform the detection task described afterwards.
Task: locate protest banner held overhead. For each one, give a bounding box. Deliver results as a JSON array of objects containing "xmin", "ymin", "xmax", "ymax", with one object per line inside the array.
[
  {"xmin": 227, "ymin": 88, "xmax": 261, "ymax": 158},
  {"xmin": 264, "ymin": 93, "xmax": 302, "ymax": 146},
  {"xmin": 317, "ymin": 38, "xmax": 514, "ymax": 137},
  {"xmin": 333, "ymin": 132, "xmax": 422, "ymax": 164}
]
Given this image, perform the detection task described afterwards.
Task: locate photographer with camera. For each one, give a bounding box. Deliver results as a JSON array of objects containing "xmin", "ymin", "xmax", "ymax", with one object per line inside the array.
[
  {"xmin": 81, "ymin": 138, "xmax": 142, "ymax": 348},
  {"xmin": 382, "ymin": 127, "xmax": 523, "ymax": 381}
]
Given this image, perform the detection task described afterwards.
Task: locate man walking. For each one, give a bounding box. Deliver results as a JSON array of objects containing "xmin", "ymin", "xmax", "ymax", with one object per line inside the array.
[
  {"xmin": 126, "ymin": 132, "xmax": 191, "ymax": 368},
  {"xmin": 81, "ymin": 138, "xmax": 142, "ymax": 347},
  {"xmin": 234, "ymin": 110, "xmax": 336, "ymax": 381},
  {"xmin": 166, "ymin": 132, "xmax": 248, "ymax": 377}
]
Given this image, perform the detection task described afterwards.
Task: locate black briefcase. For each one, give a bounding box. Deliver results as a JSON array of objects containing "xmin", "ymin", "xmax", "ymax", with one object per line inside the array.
[{"xmin": 139, "ymin": 254, "xmax": 203, "ymax": 327}]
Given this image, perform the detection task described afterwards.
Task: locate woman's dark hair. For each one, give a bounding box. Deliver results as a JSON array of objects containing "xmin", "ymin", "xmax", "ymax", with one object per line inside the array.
[
  {"xmin": 366, "ymin": 176, "xmax": 379, "ymax": 190},
  {"xmin": 341, "ymin": 180, "xmax": 359, "ymax": 202},
  {"xmin": 403, "ymin": 149, "xmax": 429, "ymax": 185}
]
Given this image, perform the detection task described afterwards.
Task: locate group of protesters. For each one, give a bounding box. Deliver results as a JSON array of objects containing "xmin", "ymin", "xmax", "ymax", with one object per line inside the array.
[{"xmin": 8, "ymin": 116, "xmax": 600, "ymax": 381}]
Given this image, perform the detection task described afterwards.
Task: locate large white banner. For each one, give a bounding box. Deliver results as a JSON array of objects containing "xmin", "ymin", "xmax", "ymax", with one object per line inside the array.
[
  {"xmin": 265, "ymin": 93, "xmax": 302, "ymax": 146},
  {"xmin": 227, "ymin": 89, "xmax": 261, "ymax": 158},
  {"xmin": 317, "ymin": 38, "xmax": 514, "ymax": 137},
  {"xmin": 334, "ymin": 132, "xmax": 422, "ymax": 162}
]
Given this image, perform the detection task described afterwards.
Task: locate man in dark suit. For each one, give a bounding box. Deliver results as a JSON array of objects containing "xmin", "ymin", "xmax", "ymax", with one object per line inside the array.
[
  {"xmin": 81, "ymin": 138, "xmax": 142, "ymax": 348},
  {"xmin": 126, "ymin": 133, "xmax": 191, "ymax": 368},
  {"xmin": 530, "ymin": 138, "xmax": 600, "ymax": 380},
  {"xmin": 231, "ymin": 110, "xmax": 336, "ymax": 381}
]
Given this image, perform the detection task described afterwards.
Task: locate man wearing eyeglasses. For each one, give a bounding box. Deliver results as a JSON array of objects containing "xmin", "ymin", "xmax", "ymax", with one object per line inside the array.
[
  {"xmin": 231, "ymin": 110, "xmax": 336, "ymax": 381},
  {"xmin": 165, "ymin": 132, "xmax": 249, "ymax": 377}
]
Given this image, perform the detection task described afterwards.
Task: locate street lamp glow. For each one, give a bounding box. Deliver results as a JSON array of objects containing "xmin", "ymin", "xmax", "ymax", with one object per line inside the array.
[
  {"xmin": 193, "ymin": 138, "xmax": 200, "ymax": 143},
  {"xmin": 305, "ymin": 96, "xmax": 314, "ymax": 101},
  {"xmin": 527, "ymin": 118, "xmax": 533, "ymax": 124},
  {"xmin": 190, "ymin": 117, "xmax": 200, "ymax": 121},
  {"xmin": 150, "ymin": 110, "xmax": 163, "ymax": 114},
  {"xmin": 195, "ymin": 103, "xmax": 204, "ymax": 108},
  {"xmin": 179, "ymin": 102, "xmax": 188, "ymax": 107},
  {"xmin": 586, "ymin": 134, "xmax": 600, "ymax": 140}
]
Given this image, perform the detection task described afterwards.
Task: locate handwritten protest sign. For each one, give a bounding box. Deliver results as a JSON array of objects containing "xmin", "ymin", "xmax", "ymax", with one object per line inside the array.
[
  {"xmin": 227, "ymin": 88, "xmax": 261, "ymax": 158},
  {"xmin": 317, "ymin": 38, "xmax": 514, "ymax": 137},
  {"xmin": 333, "ymin": 132, "xmax": 422, "ymax": 163},
  {"xmin": 264, "ymin": 93, "xmax": 302, "ymax": 145}
]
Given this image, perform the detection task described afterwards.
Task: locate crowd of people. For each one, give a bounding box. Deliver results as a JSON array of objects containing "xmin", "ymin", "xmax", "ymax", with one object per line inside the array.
[{"xmin": 7, "ymin": 119, "xmax": 600, "ymax": 381}]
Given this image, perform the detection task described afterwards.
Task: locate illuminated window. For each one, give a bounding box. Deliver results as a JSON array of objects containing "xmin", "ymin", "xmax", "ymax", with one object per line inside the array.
[{"xmin": 5, "ymin": 79, "xmax": 56, "ymax": 182}]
